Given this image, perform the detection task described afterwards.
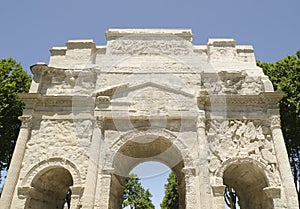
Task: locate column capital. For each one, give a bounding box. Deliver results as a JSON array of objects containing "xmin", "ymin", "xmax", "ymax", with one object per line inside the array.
[
  {"xmin": 270, "ymin": 115, "xmax": 281, "ymax": 129},
  {"xmin": 197, "ymin": 113, "xmax": 206, "ymax": 129},
  {"xmin": 18, "ymin": 115, "xmax": 32, "ymax": 129}
]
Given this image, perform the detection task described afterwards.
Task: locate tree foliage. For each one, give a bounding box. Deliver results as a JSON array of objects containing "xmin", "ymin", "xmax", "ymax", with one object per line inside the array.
[
  {"xmin": 0, "ymin": 58, "xmax": 31, "ymax": 182},
  {"xmin": 257, "ymin": 50, "xmax": 300, "ymax": 201},
  {"xmin": 122, "ymin": 173, "xmax": 154, "ymax": 209},
  {"xmin": 160, "ymin": 172, "xmax": 179, "ymax": 209}
]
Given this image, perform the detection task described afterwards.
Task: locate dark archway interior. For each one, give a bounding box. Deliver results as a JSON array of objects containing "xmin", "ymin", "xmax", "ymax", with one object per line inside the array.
[
  {"xmin": 223, "ymin": 162, "xmax": 273, "ymax": 209},
  {"xmin": 109, "ymin": 136, "xmax": 186, "ymax": 209},
  {"xmin": 28, "ymin": 167, "xmax": 73, "ymax": 209}
]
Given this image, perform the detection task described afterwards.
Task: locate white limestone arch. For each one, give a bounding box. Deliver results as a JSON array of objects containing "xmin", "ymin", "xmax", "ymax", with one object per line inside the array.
[
  {"xmin": 21, "ymin": 157, "xmax": 82, "ymax": 187},
  {"xmin": 107, "ymin": 127, "xmax": 188, "ymax": 209},
  {"xmin": 214, "ymin": 156, "xmax": 278, "ymax": 187},
  {"xmin": 108, "ymin": 128, "xmax": 192, "ymax": 172}
]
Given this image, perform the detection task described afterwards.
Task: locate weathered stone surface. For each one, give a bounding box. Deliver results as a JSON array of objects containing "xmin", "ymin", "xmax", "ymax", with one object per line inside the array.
[{"xmin": 0, "ymin": 29, "xmax": 298, "ymax": 209}]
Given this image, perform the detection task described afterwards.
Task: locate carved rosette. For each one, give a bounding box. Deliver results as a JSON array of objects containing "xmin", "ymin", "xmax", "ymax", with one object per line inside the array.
[{"xmin": 18, "ymin": 115, "xmax": 33, "ymax": 129}]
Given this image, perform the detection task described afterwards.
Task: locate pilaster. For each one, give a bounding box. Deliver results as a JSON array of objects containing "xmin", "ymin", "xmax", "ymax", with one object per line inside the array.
[
  {"xmin": 269, "ymin": 110, "xmax": 299, "ymax": 209},
  {"xmin": 196, "ymin": 110, "xmax": 212, "ymax": 208},
  {"xmin": 81, "ymin": 117, "xmax": 105, "ymax": 208}
]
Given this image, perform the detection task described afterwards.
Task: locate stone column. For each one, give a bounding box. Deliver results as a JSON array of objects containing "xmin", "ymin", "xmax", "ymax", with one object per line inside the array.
[
  {"xmin": 0, "ymin": 115, "xmax": 32, "ymax": 209},
  {"xmin": 81, "ymin": 116, "xmax": 104, "ymax": 208},
  {"xmin": 197, "ymin": 110, "xmax": 212, "ymax": 208},
  {"xmin": 269, "ymin": 111, "xmax": 299, "ymax": 209}
]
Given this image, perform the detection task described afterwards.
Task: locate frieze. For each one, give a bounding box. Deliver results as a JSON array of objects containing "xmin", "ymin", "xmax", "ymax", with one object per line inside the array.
[
  {"xmin": 107, "ymin": 39, "xmax": 193, "ymax": 55},
  {"xmin": 197, "ymin": 92, "xmax": 284, "ymax": 107}
]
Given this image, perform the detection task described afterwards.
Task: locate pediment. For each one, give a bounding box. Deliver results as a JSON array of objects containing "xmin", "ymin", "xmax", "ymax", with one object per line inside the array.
[
  {"xmin": 95, "ymin": 81, "xmax": 194, "ymax": 99},
  {"xmin": 95, "ymin": 81, "xmax": 197, "ymax": 115}
]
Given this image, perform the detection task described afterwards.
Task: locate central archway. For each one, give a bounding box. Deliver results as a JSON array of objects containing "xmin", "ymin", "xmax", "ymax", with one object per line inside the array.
[{"xmin": 108, "ymin": 130, "xmax": 186, "ymax": 209}]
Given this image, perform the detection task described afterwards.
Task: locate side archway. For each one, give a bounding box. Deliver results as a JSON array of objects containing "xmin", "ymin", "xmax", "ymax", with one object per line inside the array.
[
  {"xmin": 215, "ymin": 157, "xmax": 278, "ymax": 209},
  {"xmin": 21, "ymin": 157, "xmax": 82, "ymax": 187},
  {"xmin": 19, "ymin": 158, "xmax": 82, "ymax": 209}
]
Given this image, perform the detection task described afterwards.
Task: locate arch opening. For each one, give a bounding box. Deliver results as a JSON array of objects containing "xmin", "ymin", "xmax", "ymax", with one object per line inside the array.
[
  {"xmin": 122, "ymin": 161, "xmax": 172, "ymax": 209},
  {"xmin": 28, "ymin": 167, "xmax": 73, "ymax": 209},
  {"xmin": 223, "ymin": 162, "xmax": 273, "ymax": 209},
  {"xmin": 109, "ymin": 135, "xmax": 186, "ymax": 209}
]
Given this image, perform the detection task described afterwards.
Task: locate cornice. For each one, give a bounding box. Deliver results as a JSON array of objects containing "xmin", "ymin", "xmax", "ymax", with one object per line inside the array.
[
  {"xmin": 197, "ymin": 92, "xmax": 285, "ymax": 107},
  {"xmin": 19, "ymin": 93, "xmax": 94, "ymax": 108}
]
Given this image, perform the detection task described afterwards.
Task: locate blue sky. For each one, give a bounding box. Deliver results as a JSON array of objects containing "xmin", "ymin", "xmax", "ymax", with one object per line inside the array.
[
  {"xmin": 131, "ymin": 162, "xmax": 171, "ymax": 208},
  {"xmin": 0, "ymin": 0, "xmax": 299, "ymax": 73},
  {"xmin": 0, "ymin": 0, "xmax": 299, "ymax": 208}
]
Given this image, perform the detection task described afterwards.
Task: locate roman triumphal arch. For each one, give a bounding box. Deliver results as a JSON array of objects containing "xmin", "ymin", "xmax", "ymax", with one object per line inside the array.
[{"xmin": 0, "ymin": 29, "xmax": 298, "ymax": 209}]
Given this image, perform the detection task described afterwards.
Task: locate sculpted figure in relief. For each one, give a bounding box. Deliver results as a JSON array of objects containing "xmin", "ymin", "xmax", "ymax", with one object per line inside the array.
[{"xmin": 206, "ymin": 120, "xmax": 277, "ymax": 173}]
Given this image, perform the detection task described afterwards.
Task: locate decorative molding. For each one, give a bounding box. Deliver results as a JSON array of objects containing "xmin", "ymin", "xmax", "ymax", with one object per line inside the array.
[
  {"xmin": 17, "ymin": 186, "xmax": 34, "ymax": 198},
  {"xmin": 263, "ymin": 186, "xmax": 281, "ymax": 198},
  {"xmin": 21, "ymin": 157, "xmax": 82, "ymax": 187},
  {"xmin": 108, "ymin": 39, "xmax": 193, "ymax": 55},
  {"xmin": 198, "ymin": 92, "xmax": 285, "ymax": 107},
  {"xmin": 70, "ymin": 186, "xmax": 84, "ymax": 196},
  {"xmin": 105, "ymin": 29, "xmax": 194, "ymax": 41},
  {"xmin": 211, "ymin": 185, "xmax": 226, "ymax": 197},
  {"xmin": 30, "ymin": 63, "xmax": 48, "ymax": 77}
]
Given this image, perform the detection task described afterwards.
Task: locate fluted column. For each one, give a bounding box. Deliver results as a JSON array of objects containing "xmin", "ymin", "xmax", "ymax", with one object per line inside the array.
[
  {"xmin": 81, "ymin": 116, "xmax": 105, "ymax": 208},
  {"xmin": 197, "ymin": 110, "xmax": 212, "ymax": 208},
  {"xmin": 269, "ymin": 111, "xmax": 299, "ymax": 209},
  {"xmin": 0, "ymin": 115, "xmax": 32, "ymax": 209}
]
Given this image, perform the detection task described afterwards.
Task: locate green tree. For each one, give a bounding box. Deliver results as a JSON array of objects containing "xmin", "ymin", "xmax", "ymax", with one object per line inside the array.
[
  {"xmin": 0, "ymin": 58, "xmax": 31, "ymax": 185},
  {"xmin": 160, "ymin": 172, "xmax": 179, "ymax": 209},
  {"xmin": 122, "ymin": 173, "xmax": 154, "ymax": 209},
  {"xmin": 257, "ymin": 50, "xmax": 300, "ymax": 202}
]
